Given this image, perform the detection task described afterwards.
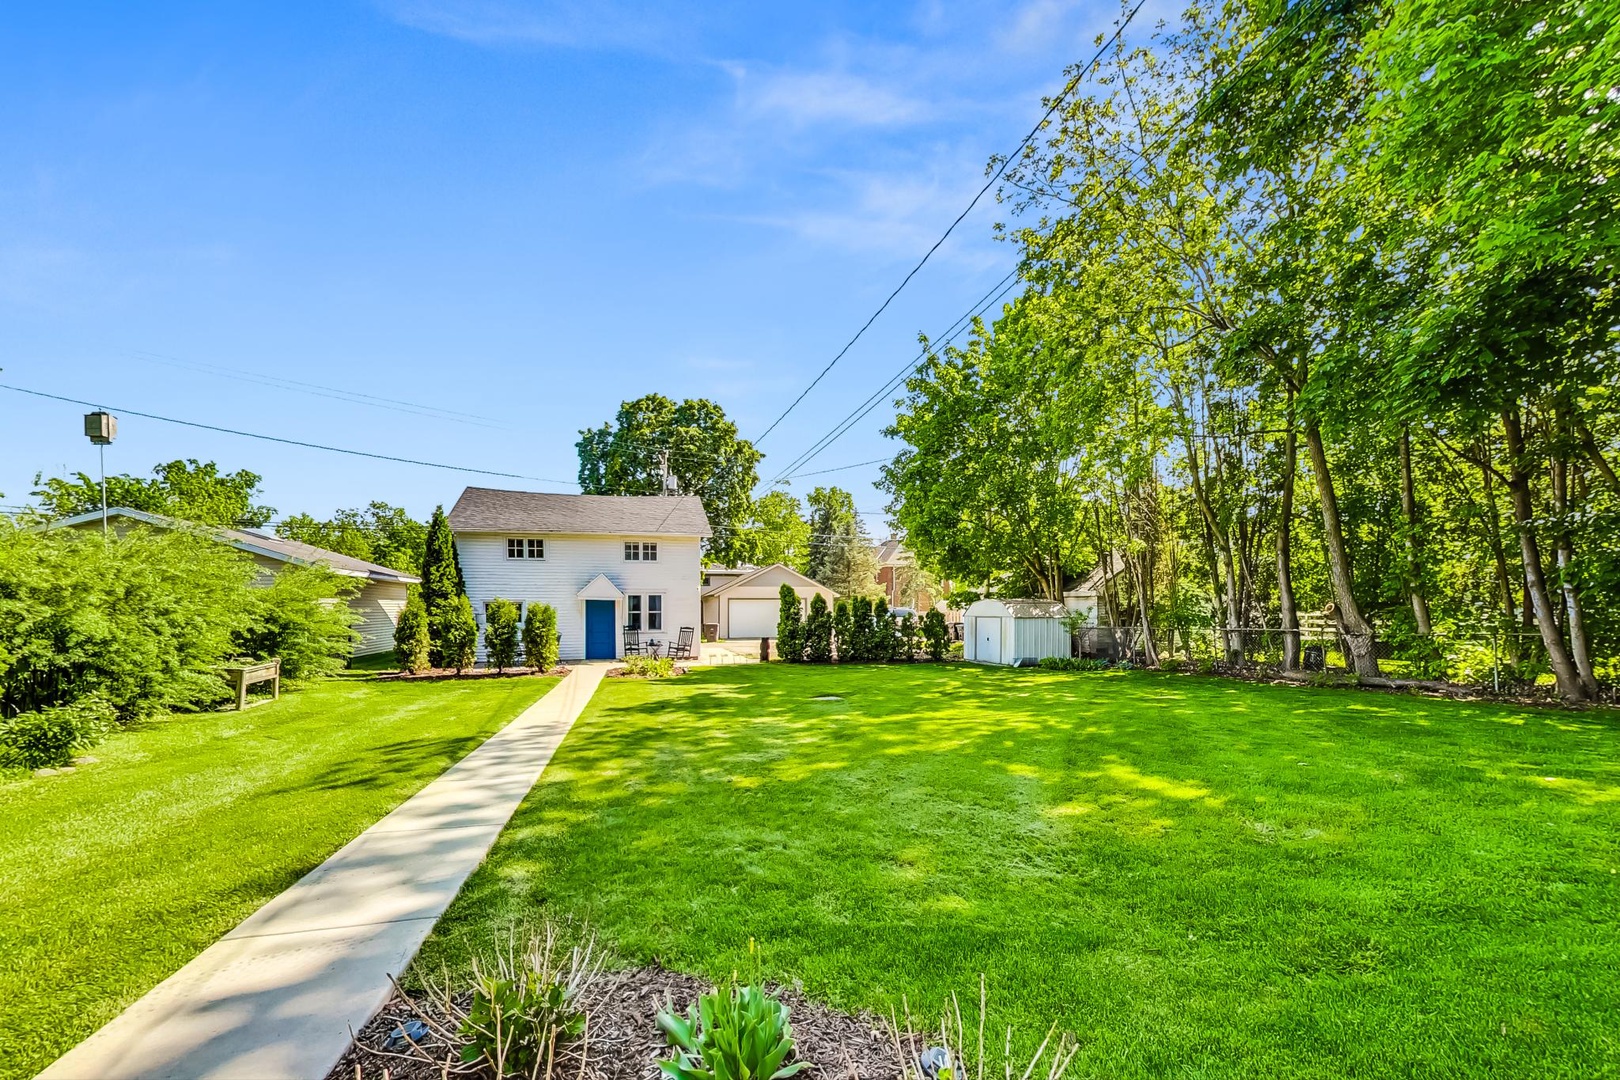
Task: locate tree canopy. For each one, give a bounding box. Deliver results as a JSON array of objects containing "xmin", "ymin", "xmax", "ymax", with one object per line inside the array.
[{"xmin": 31, "ymin": 459, "xmax": 274, "ymax": 528}]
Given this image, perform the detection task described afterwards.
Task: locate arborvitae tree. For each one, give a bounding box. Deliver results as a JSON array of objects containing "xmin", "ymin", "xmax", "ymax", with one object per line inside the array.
[
  {"xmin": 898, "ymin": 612, "xmax": 920, "ymax": 661},
  {"xmin": 420, "ymin": 505, "xmax": 464, "ymax": 665},
  {"xmin": 523, "ymin": 602, "xmax": 559, "ymax": 671},
  {"xmin": 873, "ymin": 597, "xmax": 899, "ymax": 661},
  {"xmin": 832, "ymin": 599, "xmax": 854, "ymax": 662},
  {"xmin": 435, "ymin": 594, "xmax": 479, "ymax": 673},
  {"xmin": 776, "ymin": 582, "xmax": 803, "ymax": 661},
  {"xmin": 393, "ymin": 587, "xmax": 431, "ymax": 673},
  {"xmin": 805, "ymin": 593, "xmax": 834, "ymax": 663},
  {"xmin": 484, "ymin": 598, "xmax": 520, "ymax": 672},
  {"xmin": 851, "ymin": 596, "xmax": 873, "ymax": 661},
  {"xmin": 922, "ymin": 609, "xmax": 947, "ymax": 661}
]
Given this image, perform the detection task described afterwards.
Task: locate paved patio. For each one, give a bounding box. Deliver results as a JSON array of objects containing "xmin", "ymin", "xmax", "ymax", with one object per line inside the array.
[{"xmin": 39, "ymin": 664, "xmax": 609, "ymax": 1080}]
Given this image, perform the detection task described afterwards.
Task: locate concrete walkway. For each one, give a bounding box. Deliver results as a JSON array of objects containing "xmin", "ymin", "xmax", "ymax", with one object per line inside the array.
[{"xmin": 40, "ymin": 663, "xmax": 610, "ymax": 1080}]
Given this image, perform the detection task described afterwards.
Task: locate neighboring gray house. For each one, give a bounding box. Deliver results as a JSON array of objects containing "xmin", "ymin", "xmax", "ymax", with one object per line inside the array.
[
  {"xmin": 48, "ymin": 507, "xmax": 419, "ymax": 657},
  {"xmin": 448, "ymin": 487, "xmax": 712, "ymax": 661}
]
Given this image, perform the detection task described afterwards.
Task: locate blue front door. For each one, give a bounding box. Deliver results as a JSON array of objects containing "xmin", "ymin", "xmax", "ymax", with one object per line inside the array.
[{"xmin": 585, "ymin": 600, "xmax": 616, "ymax": 660}]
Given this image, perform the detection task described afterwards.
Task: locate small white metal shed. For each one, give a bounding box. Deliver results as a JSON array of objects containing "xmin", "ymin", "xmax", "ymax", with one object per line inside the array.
[{"xmin": 963, "ymin": 598, "xmax": 1071, "ymax": 666}]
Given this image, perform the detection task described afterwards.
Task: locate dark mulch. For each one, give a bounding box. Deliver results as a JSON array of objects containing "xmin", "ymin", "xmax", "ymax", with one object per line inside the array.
[
  {"xmin": 326, "ymin": 965, "xmax": 905, "ymax": 1080},
  {"xmin": 369, "ymin": 666, "xmax": 572, "ymax": 683},
  {"xmin": 605, "ymin": 667, "xmax": 691, "ymax": 680}
]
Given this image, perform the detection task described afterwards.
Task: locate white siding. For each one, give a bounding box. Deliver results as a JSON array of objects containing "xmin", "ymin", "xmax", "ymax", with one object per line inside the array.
[
  {"xmin": 455, "ymin": 532, "xmax": 703, "ymax": 661},
  {"xmin": 352, "ymin": 580, "xmax": 410, "ymax": 656}
]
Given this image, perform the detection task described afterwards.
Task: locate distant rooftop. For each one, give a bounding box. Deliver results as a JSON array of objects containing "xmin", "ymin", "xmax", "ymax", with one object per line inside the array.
[{"xmin": 448, "ymin": 487, "xmax": 713, "ymax": 538}]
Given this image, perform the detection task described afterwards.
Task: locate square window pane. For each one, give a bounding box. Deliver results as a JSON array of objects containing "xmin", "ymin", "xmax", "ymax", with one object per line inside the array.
[
  {"xmin": 507, "ymin": 538, "xmax": 522, "ymax": 558},
  {"xmin": 625, "ymin": 542, "xmax": 638, "ymax": 560},
  {"xmin": 528, "ymin": 539, "xmax": 544, "ymax": 559},
  {"xmin": 644, "ymin": 543, "xmax": 657, "ymax": 561}
]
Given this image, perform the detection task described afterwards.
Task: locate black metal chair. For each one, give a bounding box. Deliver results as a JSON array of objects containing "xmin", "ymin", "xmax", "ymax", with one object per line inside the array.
[
  {"xmin": 669, "ymin": 626, "xmax": 695, "ymax": 661},
  {"xmin": 623, "ymin": 627, "xmax": 644, "ymax": 656}
]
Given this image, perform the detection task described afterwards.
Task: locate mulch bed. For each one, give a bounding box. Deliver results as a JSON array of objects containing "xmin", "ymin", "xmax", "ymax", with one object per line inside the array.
[
  {"xmin": 605, "ymin": 667, "xmax": 691, "ymax": 679},
  {"xmin": 369, "ymin": 666, "xmax": 572, "ymax": 682},
  {"xmin": 326, "ymin": 965, "xmax": 906, "ymax": 1080}
]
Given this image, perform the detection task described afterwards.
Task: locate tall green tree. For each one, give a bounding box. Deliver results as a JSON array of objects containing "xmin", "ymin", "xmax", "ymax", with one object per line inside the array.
[
  {"xmin": 736, "ymin": 491, "xmax": 811, "ymax": 571},
  {"xmin": 276, "ymin": 502, "xmax": 426, "ymax": 575},
  {"xmin": 576, "ymin": 395, "xmax": 762, "ymax": 565},
  {"xmin": 32, "ymin": 459, "xmax": 274, "ymax": 527},
  {"xmin": 419, "ymin": 505, "xmax": 464, "ymax": 666},
  {"xmin": 805, "ymin": 486, "xmax": 880, "ymax": 597}
]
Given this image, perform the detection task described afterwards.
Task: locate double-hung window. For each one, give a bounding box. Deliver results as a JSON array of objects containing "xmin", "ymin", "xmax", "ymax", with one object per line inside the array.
[
  {"xmin": 624, "ymin": 541, "xmax": 658, "ymax": 561},
  {"xmin": 624, "ymin": 594, "xmax": 663, "ymax": 632},
  {"xmin": 507, "ymin": 538, "xmax": 544, "ymax": 559}
]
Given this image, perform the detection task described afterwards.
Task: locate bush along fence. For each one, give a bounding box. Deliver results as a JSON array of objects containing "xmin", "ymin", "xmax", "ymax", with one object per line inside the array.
[
  {"xmin": 1055, "ymin": 622, "xmax": 1610, "ymax": 700},
  {"xmin": 0, "ymin": 521, "xmax": 361, "ymax": 771},
  {"xmin": 775, "ymin": 584, "xmax": 949, "ymax": 664}
]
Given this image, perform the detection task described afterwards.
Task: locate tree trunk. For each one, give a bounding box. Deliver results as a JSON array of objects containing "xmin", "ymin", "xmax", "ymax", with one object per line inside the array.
[
  {"xmin": 1549, "ymin": 411, "xmax": 1599, "ymax": 697},
  {"xmin": 1184, "ymin": 436, "xmax": 1242, "ymax": 663},
  {"xmin": 1398, "ymin": 427, "xmax": 1433, "ymax": 636},
  {"xmin": 1478, "ymin": 450, "xmax": 1518, "ymax": 629},
  {"xmin": 1501, "ymin": 407, "xmax": 1587, "ymax": 703},
  {"xmin": 1277, "ymin": 415, "xmax": 1301, "ymax": 671},
  {"xmin": 1302, "ymin": 421, "xmax": 1380, "ymax": 677}
]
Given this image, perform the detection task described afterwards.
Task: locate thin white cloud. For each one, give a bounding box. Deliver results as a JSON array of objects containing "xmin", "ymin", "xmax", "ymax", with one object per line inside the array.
[
  {"xmin": 377, "ymin": 0, "xmax": 680, "ymax": 52},
  {"xmin": 735, "ymin": 67, "xmax": 930, "ymax": 128}
]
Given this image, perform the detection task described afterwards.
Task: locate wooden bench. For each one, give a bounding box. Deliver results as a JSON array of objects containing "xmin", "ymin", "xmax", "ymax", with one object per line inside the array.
[{"xmin": 223, "ymin": 659, "xmax": 280, "ymax": 711}]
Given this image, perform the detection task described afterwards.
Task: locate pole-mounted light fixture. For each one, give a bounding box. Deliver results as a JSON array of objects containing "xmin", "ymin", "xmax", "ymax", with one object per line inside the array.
[{"xmin": 83, "ymin": 411, "xmax": 117, "ymax": 535}]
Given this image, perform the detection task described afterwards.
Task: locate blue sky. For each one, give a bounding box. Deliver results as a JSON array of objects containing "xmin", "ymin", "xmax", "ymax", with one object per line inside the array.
[{"xmin": 1, "ymin": 0, "xmax": 1145, "ymax": 530}]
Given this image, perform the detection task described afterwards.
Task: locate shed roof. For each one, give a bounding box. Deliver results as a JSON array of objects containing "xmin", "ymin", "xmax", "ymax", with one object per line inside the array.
[
  {"xmin": 44, "ymin": 507, "xmax": 419, "ymax": 584},
  {"xmin": 972, "ymin": 597, "xmax": 1070, "ymax": 619},
  {"xmin": 448, "ymin": 488, "xmax": 712, "ymax": 538}
]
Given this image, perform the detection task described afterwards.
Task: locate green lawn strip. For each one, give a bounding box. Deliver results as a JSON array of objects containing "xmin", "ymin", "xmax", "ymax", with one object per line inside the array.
[
  {"xmin": 415, "ymin": 664, "xmax": 1620, "ymax": 1080},
  {"xmin": 0, "ymin": 674, "xmax": 557, "ymax": 1080}
]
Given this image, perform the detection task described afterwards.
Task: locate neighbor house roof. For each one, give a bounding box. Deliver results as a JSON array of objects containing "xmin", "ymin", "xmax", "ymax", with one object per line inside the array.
[
  {"xmin": 448, "ymin": 488, "xmax": 713, "ymax": 538},
  {"xmin": 701, "ymin": 562, "xmax": 836, "ymax": 598},
  {"xmin": 43, "ymin": 507, "xmax": 419, "ymax": 584},
  {"xmin": 873, "ymin": 536, "xmax": 911, "ymax": 566}
]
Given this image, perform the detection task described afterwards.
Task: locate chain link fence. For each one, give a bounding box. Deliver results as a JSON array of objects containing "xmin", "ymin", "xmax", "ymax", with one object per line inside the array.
[{"xmin": 1069, "ymin": 624, "xmax": 1610, "ymax": 699}]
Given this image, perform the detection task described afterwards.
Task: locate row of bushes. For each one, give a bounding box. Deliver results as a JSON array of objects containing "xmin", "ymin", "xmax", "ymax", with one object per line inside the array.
[
  {"xmin": 775, "ymin": 587, "xmax": 948, "ymax": 663},
  {"xmin": 393, "ymin": 593, "xmax": 561, "ymax": 674},
  {"xmin": 0, "ymin": 522, "xmax": 361, "ymax": 770}
]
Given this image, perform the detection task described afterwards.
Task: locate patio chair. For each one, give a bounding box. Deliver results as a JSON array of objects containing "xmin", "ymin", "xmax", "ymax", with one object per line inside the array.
[
  {"xmin": 668, "ymin": 626, "xmax": 695, "ymax": 661},
  {"xmin": 623, "ymin": 627, "xmax": 645, "ymax": 656}
]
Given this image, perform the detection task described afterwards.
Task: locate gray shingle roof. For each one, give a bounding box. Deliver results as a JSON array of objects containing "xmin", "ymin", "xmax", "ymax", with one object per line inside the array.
[{"xmin": 448, "ymin": 488, "xmax": 713, "ymax": 538}]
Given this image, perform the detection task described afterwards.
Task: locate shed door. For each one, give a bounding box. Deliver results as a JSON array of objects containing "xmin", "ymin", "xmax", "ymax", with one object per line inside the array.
[
  {"xmin": 975, "ymin": 616, "xmax": 1002, "ymax": 664},
  {"xmin": 728, "ymin": 598, "xmax": 781, "ymax": 640}
]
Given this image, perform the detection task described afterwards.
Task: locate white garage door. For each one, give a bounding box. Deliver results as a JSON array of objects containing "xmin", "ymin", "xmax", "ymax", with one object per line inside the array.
[{"xmin": 728, "ymin": 598, "xmax": 782, "ymax": 640}]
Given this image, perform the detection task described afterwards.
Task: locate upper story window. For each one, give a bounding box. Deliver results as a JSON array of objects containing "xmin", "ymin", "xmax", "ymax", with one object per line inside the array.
[
  {"xmin": 507, "ymin": 538, "xmax": 544, "ymax": 559},
  {"xmin": 624, "ymin": 541, "xmax": 657, "ymax": 562}
]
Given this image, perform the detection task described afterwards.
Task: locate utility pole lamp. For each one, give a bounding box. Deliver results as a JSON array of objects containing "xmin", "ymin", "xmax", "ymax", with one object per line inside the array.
[{"xmin": 83, "ymin": 411, "xmax": 117, "ymax": 535}]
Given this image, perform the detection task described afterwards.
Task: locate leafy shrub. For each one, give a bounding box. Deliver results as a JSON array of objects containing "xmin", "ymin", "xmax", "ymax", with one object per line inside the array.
[
  {"xmin": 1036, "ymin": 657, "xmax": 1113, "ymax": 672},
  {"xmin": 394, "ymin": 588, "xmax": 431, "ymax": 673},
  {"xmin": 948, "ymin": 640, "xmax": 964, "ymax": 660},
  {"xmin": 449, "ymin": 926, "xmax": 602, "ymax": 1080},
  {"xmin": 622, "ymin": 655, "xmax": 676, "ymax": 678},
  {"xmin": 435, "ymin": 595, "xmax": 479, "ymax": 673},
  {"xmin": 804, "ymin": 593, "xmax": 833, "ymax": 663},
  {"xmin": 657, "ymin": 983, "xmax": 805, "ymax": 1080},
  {"xmin": 1195, "ymin": 658, "xmax": 1217, "ymax": 676},
  {"xmin": 832, "ymin": 600, "xmax": 854, "ymax": 661},
  {"xmin": 776, "ymin": 583, "xmax": 803, "ymax": 662},
  {"xmin": 0, "ymin": 695, "xmax": 116, "ymax": 770},
  {"xmin": 484, "ymin": 598, "xmax": 521, "ymax": 672},
  {"xmin": 1157, "ymin": 657, "xmax": 1183, "ymax": 673},
  {"xmin": 523, "ymin": 603, "xmax": 559, "ymax": 672},
  {"xmin": 0, "ymin": 524, "xmax": 255, "ymax": 721},
  {"xmin": 236, "ymin": 565, "xmax": 361, "ymax": 682},
  {"xmin": 922, "ymin": 609, "xmax": 947, "ymax": 661}
]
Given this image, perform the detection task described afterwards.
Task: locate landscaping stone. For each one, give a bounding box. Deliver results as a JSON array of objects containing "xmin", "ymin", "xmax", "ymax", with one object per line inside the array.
[{"xmin": 326, "ymin": 964, "xmax": 906, "ymax": 1080}]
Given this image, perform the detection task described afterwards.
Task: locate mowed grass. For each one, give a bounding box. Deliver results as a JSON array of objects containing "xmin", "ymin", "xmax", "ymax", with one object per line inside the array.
[
  {"xmin": 417, "ymin": 663, "xmax": 1620, "ymax": 1079},
  {"xmin": 0, "ymin": 672, "xmax": 557, "ymax": 1080}
]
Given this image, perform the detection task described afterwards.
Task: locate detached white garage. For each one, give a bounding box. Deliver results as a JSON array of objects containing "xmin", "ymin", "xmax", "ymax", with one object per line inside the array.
[
  {"xmin": 964, "ymin": 598, "xmax": 1071, "ymax": 666},
  {"xmin": 701, "ymin": 563, "xmax": 839, "ymax": 641}
]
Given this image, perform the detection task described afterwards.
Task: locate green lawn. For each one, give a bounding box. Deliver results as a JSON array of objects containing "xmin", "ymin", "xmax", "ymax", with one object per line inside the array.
[
  {"xmin": 0, "ymin": 671, "xmax": 557, "ymax": 1080},
  {"xmin": 418, "ymin": 663, "xmax": 1620, "ymax": 1079}
]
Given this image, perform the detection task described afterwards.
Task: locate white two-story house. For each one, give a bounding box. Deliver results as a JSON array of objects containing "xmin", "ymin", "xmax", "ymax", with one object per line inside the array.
[{"xmin": 448, "ymin": 487, "xmax": 711, "ymax": 661}]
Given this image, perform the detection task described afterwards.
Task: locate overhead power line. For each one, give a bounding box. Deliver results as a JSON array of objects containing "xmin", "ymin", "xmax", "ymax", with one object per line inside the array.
[
  {"xmin": 0, "ymin": 383, "xmax": 580, "ymax": 488},
  {"xmin": 751, "ymin": 0, "xmax": 1149, "ymax": 446},
  {"xmin": 769, "ymin": 0, "xmax": 1333, "ymax": 483}
]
